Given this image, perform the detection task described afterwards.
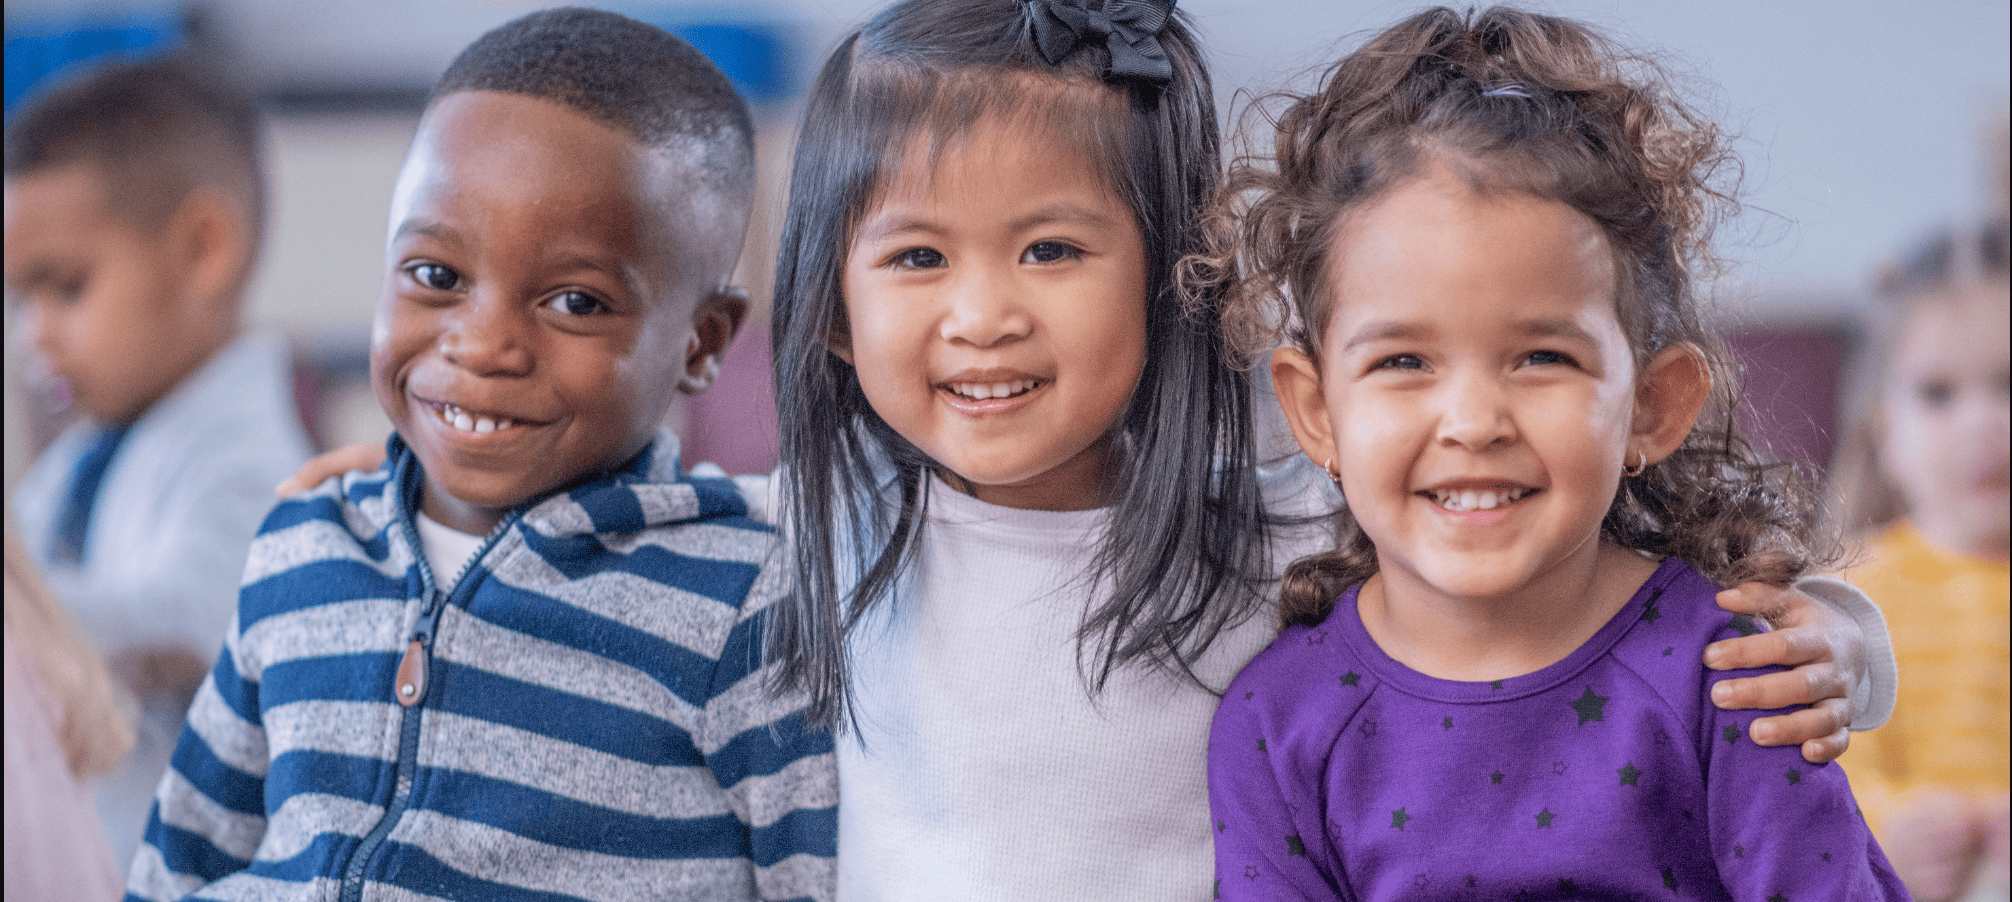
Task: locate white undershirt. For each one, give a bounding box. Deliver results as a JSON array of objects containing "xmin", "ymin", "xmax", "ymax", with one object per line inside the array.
[
  {"xmin": 413, "ymin": 511, "xmax": 483, "ymax": 592},
  {"xmin": 834, "ymin": 464, "xmax": 1332, "ymax": 901}
]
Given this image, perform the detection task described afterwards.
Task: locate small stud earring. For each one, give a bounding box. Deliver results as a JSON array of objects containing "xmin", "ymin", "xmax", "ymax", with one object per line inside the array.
[
  {"xmin": 1622, "ymin": 450, "xmax": 1648, "ymax": 478},
  {"xmin": 1323, "ymin": 457, "xmax": 1342, "ymax": 486}
]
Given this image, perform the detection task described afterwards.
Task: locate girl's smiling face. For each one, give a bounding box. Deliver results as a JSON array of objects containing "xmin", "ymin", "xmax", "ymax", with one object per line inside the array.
[
  {"xmin": 1275, "ymin": 167, "xmax": 1682, "ymax": 610},
  {"xmin": 839, "ymin": 119, "xmax": 1148, "ymax": 511}
]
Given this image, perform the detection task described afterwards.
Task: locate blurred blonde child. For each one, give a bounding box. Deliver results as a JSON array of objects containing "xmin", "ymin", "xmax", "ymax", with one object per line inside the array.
[
  {"xmin": 1834, "ymin": 216, "xmax": 2011, "ymax": 902},
  {"xmin": 5, "ymin": 513, "xmax": 134, "ymax": 899}
]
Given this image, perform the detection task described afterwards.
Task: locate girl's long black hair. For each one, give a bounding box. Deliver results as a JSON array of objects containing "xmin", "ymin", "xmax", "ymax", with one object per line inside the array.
[{"xmin": 769, "ymin": 0, "xmax": 1269, "ymax": 731}]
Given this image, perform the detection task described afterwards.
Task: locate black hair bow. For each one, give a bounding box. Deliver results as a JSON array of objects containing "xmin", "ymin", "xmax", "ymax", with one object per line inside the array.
[{"xmin": 1027, "ymin": 0, "xmax": 1176, "ymax": 86}]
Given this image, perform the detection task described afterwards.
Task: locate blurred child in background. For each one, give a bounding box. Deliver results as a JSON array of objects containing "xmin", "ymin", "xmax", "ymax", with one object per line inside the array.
[
  {"xmin": 5, "ymin": 513, "xmax": 134, "ymax": 900},
  {"xmin": 1833, "ymin": 216, "xmax": 2011, "ymax": 902},
  {"xmin": 2, "ymin": 53, "xmax": 314, "ymax": 864}
]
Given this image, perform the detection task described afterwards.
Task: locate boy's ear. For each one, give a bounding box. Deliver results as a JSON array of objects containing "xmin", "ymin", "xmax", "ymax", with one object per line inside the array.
[
  {"xmin": 1631, "ymin": 342, "xmax": 1712, "ymax": 464},
  {"xmin": 169, "ymin": 187, "xmax": 251, "ymax": 323},
  {"xmin": 677, "ymin": 287, "xmax": 750, "ymax": 395},
  {"xmin": 1271, "ymin": 346, "xmax": 1339, "ymax": 476}
]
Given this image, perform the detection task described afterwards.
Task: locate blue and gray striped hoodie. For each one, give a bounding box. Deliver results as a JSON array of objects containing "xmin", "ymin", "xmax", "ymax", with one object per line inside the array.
[{"xmin": 126, "ymin": 430, "xmax": 836, "ymax": 901}]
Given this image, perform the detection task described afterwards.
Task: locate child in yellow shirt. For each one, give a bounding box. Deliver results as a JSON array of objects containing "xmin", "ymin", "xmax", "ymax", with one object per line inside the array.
[{"xmin": 1834, "ymin": 216, "xmax": 2010, "ymax": 902}]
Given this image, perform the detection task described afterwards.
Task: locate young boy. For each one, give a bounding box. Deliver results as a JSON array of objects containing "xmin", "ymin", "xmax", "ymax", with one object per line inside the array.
[
  {"xmin": 4, "ymin": 54, "xmax": 314, "ymax": 863},
  {"xmin": 125, "ymin": 10, "xmax": 836, "ymax": 901}
]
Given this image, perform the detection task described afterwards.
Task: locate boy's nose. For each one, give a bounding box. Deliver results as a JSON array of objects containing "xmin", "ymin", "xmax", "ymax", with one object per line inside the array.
[
  {"xmin": 438, "ymin": 297, "xmax": 533, "ymax": 376},
  {"xmin": 938, "ymin": 267, "xmax": 1033, "ymax": 348},
  {"xmin": 1435, "ymin": 373, "xmax": 1517, "ymax": 450}
]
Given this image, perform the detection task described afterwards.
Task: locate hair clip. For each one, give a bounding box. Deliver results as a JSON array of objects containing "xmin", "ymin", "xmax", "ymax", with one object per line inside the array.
[
  {"xmin": 1026, "ymin": 0, "xmax": 1177, "ymax": 86},
  {"xmin": 1483, "ymin": 83, "xmax": 1532, "ymax": 98}
]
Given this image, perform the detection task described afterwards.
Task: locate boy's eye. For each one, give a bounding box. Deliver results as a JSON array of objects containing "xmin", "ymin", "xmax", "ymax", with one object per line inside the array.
[
  {"xmin": 543, "ymin": 290, "xmax": 607, "ymax": 317},
  {"xmin": 1022, "ymin": 241, "xmax": 1081, "ymax": 265},
  {"xmin": 409, "ymin": 263, "xmax": 461, "ymax": 291},
  {"xmin": 1915, "ymin": 379, "xmax": 1955, "ymax": 409},
  {"xmin": 1521, "ymin": 349, "xmax": 1577, "ymax": 367},
  {"xmin": 1372, "ymin": 354, "xmax": 1427, "ymax": 372},
  {"xmin": 891, "ymin": 247, "xmax": 946, "ymax": 270}
]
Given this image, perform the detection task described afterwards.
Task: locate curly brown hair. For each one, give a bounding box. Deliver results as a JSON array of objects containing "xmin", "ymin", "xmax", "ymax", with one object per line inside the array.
[{"xmin": 1181, "ymin": 6, "xmax": 1835, "ymax": 627}]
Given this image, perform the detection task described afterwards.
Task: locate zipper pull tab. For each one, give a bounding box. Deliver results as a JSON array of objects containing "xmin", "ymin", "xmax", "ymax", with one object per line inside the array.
[{"xmin": 395, "ymin": 639, "xmax": 428, "ymax": 707}]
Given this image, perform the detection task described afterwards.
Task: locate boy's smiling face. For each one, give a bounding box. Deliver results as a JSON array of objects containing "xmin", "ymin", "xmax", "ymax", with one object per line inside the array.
[{"xmin": 373, "ymin": 90, "xmax": 745, "ymax": 535}]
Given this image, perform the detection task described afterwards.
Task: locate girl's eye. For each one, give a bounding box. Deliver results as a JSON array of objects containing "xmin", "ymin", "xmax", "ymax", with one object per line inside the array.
[
  {"xmin": 891, "ymin": 247, "xmax": 946, "ymax": 270},
  {"xmin": 1522, "ymin": 349, "xmax": 1577, "ymax": 367},
  {"xmin": 1372, "ymin": 354, "xmax": 1427, "ymax": 372},
  {"xmin": 543, "ymin": 290, "xmax": 607, "ymax": 317},
  {"xmin": 409, "ymin": 263, "xmax": 460, "ymax": 291},
  {"xmin": 1022, "ymin": 241, "xmax": 1081, "ymax": 265}
]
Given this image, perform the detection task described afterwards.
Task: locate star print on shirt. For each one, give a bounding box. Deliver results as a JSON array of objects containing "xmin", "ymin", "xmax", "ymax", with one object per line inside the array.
[
  {"xmin": 1643, "ymin": 598, "xmax": 1662, "ymax": 622},
  {"xmin": 1785, "ymin": 767, "xmax": 1803, "ymax": 785},
  {"xmin": 1553, "ymin": 761, "xmax": 1568, "ymax": 776},
  {"xmin": 1244, "ymin": 865, "xmax": 1258, "ymax": 880},
  {"xmin": 1287, "ymin": 835, "xmax": 1307, "ymax": 856},
  {"xmin": 1662, "ymin": 646, "xmax": 1674, "ymax": 657},
  {"xmin": 1768, "ymin": 894, "xmax": 1788, "ymax": 902},
  {"xmin": 1662, "ymin": 867, "xmax": 1678, "ymax": 890},
  {"xmin": 1413, "ymin": 874, "xmax": 1430, "ymax": 890},
  {"xmin": 1536, "ymin": 808, "xmax": 1556, "ymax": 828},
  {"xmin": 1360, "ymin": 719, "xmax": 1378, "ymax": 738},
  {"xmin": 1490, "ymin": 679, "xmax": 1504, "ymax": 690},
  {"xmin": 1341, "ymin": 671, "xmax": 1361, "ymax": 687},
  {"xmin": 1392, "ymin": 807, "xmax": 1411, "ymax": 830},
  {"xmin": 1618, "ymin": 763, "xmax": 1641, "ymax": 786},
  {"xmin": 1442, "ymin": 716, "xmax": 1454, "ymax": 730},
  {"xmin": 1306, "ymin": 629, "xmax": 1327, "ymax": 646},
  {"xmin": 1723, "ymin": 725, "xmax": 1741, "ymax": 744},
  {"xmin": 1571, "ymin": 686, "xmax": 1609, "ymax": 724},
  {"xmin": 1727, "ymin": 614, "xmax": 1762, "ymax": 636},
  {"xmin": 1257, "ymin": 738, "xmax": 1267, "ymax": 753},
  {"xmin": 1491, "ymin": 771, "xmax": 1505, "ymax": 784}
]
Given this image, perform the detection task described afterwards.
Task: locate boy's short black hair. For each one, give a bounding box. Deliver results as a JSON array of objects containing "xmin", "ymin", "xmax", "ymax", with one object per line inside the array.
[
  {"xmin": 4, "ymin": 52, "xmax": 265, "ymax": 239},
  {"xmin": 435, "ymin": 7, "xmax": 755, "ymax": 196}
]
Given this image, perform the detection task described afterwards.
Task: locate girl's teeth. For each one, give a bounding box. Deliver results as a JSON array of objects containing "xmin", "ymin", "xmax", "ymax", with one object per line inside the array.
[
  {"xmin": 474, "ymin": 418, "xmax": 496, "ymax": 434},
  {"xmin": 1434, "ymin": 488, "xmax": 1528, "ymax": 511},
  {"xmin": 951, "ymin": 380, "xmax": 1035, "ymax": 401}
]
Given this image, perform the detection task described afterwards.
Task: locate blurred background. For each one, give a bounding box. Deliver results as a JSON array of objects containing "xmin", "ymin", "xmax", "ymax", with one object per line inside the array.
[{"xmin": 5, "ymin": 0, "xmax": 2009, "ymax": 482}]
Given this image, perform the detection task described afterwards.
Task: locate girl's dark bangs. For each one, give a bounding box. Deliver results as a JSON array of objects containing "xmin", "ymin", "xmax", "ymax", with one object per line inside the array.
[{"xmin": 846, "ymin": 60, "xmax": 1138, "ymax": 230}]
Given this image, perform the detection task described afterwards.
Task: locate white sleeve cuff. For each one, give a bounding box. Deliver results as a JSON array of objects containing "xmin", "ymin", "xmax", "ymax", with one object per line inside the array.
[{"xmin": 1791, "ymin": 574, "xmax": 1896, "ymax": 731}]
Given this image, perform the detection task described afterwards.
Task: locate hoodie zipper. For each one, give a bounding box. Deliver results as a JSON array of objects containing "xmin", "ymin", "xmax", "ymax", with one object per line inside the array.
[{"xmin": 336, "ymin": 496, "xmax": 522, "ymax": 902}]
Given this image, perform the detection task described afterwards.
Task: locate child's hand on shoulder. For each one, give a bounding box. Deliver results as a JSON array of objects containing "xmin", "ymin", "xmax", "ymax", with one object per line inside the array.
[
  {"xmin": 1702, "ymin": 582, "xmax": 1861, "ymax": 763},
  {"xmin": 277, "ymin": 442, "xmax": 387, "ymax": 496}
]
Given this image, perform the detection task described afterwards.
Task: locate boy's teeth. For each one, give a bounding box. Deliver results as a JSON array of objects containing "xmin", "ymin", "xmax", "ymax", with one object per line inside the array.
[{"xmin": 437, "ymin": 403, "xmax": 513, "ymax": 434}]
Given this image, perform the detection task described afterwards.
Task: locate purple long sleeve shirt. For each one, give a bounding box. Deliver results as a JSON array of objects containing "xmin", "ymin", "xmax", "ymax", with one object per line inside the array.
[{"xmin": 1207, "ymin": 558, "xmax": 1909, "ymax": 901}]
